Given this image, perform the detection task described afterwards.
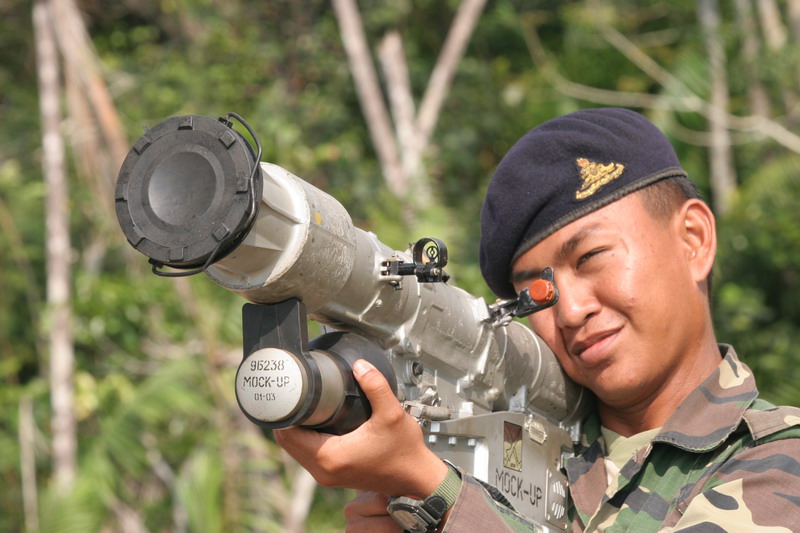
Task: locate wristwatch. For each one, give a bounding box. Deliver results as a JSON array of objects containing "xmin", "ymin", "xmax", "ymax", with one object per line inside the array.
[{"xmin": 387, "ymin": 462, "xmax": 462, "ymax": 533}]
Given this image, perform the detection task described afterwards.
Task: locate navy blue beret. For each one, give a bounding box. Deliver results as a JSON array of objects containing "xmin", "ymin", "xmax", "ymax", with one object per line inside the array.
[{"xmin": 479, "ymin": 108, "xmax": 688, "ymax": 299}]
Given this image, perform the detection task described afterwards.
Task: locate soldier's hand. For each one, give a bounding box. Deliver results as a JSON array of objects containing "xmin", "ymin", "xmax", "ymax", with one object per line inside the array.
[
  {"xmin": 344, "ymin": 491, "xmax": 401, "ymax": 533},
  {"xmin": 273, "ymin": 359, "xmax": 448, "ymax": 498}
]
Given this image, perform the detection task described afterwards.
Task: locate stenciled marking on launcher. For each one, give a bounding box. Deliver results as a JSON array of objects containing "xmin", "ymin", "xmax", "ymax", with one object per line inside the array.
[
  {"xmin": 503, "ymin": 421, "xmax": 523, "ymax": 471},
  {"xmin": 237, "ymin": 349, "xmax": 305, "ymax": 422},
  {"xmin": 495, "ymin": 468, "xmax": 544, "ymax": 508},
  {"xmin": 241, "ymin": 357, "xmax": 295, "ymax": 390},
  {"xmin": 574, "ymin": 157, "xmax": 625, "ymax": 200}
]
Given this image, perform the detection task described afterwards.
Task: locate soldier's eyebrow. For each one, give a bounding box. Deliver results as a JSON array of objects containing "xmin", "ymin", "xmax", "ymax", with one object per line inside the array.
[
  {"xmin": 510, "ymin": 224, "xmax": 603, "ymax": 285},
  {"xmin": 556, "ymin": 223, "xmax": 602, "ymax": 263}
]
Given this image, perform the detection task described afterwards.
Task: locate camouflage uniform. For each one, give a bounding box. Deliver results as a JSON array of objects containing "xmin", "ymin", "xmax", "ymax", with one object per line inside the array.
[{"xmin": 442, "ymin": 345, "xmax": 800, "ymax": 532}]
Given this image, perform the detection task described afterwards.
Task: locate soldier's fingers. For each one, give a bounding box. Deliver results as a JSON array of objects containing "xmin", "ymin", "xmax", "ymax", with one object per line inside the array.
[
  {"xmin": 352, "ymin": 359, "xmax": 403, "ymax": 417},
  {"xmin": 344, "ymin": 492, "xmax": 400, "ymax": 533}
]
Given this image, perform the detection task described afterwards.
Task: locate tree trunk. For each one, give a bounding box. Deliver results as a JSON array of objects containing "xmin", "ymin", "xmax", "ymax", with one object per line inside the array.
[
  {"xmin": 758, "ymin": 0, "xmax": 788, "ymax": 49},
  {"xmin": 51, "ymin": 0, "xmax": 129, "ymax": 197},
  {"xmin": 787, "ymin": 0, "xmax": 800, "ymax": 122},
  {"xmin": 19, "ymin": 396, "xmax": 39, "ymax": 533},
  {"xmin": 698, "ymin": 0, "xmax": 737, "ymax": 215},
  {"xmin": 789, "ymin": 0, "xmax": 800, "ymax": 44},
  {"xmin": 733, "ymin": 0, "xmax": 770, "ymax": 118},
  {"xmin": 415, "ymin": 0, "xmax": 486, "ymax": 152},
  {"xmin": 334, "ymin": 0, "xmax": 486, "ymax": 207},
  {"xmin": 378, "ymin": 31, "xmax": 422, "ymax": 194},
  {"xmin": 33, "ymin": 0, "xmax": 77, "ymax": 495},
  {"xmin": 52, "ymin": 0, "xmax": 131, "ymax": 276},
  {"xmin": 757, "ymin": 0, "xmax": 796, "ymax": 114},
  {"xmin": 284, "ymin": 468, "xmax": 317, "ymax": 533},
  {"xmin": 331, "ymin": 0, "xmax": 406, "ymax": 198}
]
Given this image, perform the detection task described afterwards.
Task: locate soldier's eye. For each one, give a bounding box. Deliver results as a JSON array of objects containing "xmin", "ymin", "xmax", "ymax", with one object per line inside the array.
[{"xmin": 577, "ymin": 249, "xmax": 604, "ymax": 268}]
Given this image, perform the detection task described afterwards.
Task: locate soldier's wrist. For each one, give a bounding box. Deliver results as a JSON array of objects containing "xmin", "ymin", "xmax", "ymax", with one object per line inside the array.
[{"xmin": 388, "ymin": 461, "xmax": 462, "ymax": 533}]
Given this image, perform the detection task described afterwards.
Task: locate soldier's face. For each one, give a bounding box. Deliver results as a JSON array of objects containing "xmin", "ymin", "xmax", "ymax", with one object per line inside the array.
[{"xmin": 511, "ymin": 193, "xmax": 710, "ymax": 409}]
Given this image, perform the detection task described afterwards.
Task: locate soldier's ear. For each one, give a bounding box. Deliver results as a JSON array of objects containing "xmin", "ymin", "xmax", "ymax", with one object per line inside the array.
[{"xmin": 678, "ymin": 199, "xmax": 716, "ymax": 285}]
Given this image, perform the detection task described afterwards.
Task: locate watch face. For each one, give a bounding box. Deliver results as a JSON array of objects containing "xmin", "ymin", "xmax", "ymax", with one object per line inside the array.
[
  {"xmin": 388, "ymin": 498, "xmax": 436, "ymax": 533},
  {"xmin": 391, "ymin": 509, "xmax": 428, "ymax": 531}
]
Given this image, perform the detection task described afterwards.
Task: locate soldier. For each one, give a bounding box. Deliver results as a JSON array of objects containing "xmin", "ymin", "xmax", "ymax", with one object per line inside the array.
[{"xmin": 274, "ymin": 108, "xmax": 800, "ymax": 532}]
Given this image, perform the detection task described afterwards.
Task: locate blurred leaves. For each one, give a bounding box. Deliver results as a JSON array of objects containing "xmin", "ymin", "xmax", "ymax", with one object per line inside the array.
[{"xmin": 714, "ymin": 153, "xmax": 800, "ymax": 406}]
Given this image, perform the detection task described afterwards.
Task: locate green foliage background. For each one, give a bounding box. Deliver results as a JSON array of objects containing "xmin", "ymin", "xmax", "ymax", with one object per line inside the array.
[{"xmin": 1, "ymin": 0, "xmax": 798, "ymax": 531}]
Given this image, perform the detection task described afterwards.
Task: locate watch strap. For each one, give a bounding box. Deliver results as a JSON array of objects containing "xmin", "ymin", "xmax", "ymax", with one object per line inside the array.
[
  {"xmin": 431, "ymin": 461, "xmax": 462, "ymax": 509},
  {"xmin": 421, "ymin": 461, "xmax": 462, "ymax": 522},
  {"xmin": 387, "ymin": 461, "xmax": 463, "ymax": 533}
]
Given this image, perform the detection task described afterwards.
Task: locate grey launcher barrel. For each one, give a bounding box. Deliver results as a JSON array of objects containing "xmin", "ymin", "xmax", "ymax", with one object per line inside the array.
[{"xmin": 115, "ymin": 114, "xmax": 587, "ymax": 426}]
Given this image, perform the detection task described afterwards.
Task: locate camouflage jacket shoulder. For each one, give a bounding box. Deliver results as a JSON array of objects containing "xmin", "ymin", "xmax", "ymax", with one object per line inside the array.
[{"xmin": 566, "ymin": 344, "xmax": 800, "ymax": 532}]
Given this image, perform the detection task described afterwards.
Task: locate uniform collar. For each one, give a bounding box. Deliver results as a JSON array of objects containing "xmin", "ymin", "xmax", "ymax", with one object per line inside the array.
[
  {"xmin": 566, "ymin": 345, "xmax": 758, "ymax": 522},
  {"xmin": 653, "ymin": 344, "xmax": 758, "ymax": 452},
  {"xmin": 573, "ymin": 345, "xmax": 758, "ymax": 454}
]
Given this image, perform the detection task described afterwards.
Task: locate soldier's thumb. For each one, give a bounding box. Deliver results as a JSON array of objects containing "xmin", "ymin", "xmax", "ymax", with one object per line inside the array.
[{"xmin": 352, "ymin": 359, "xmax": 396, "ymax": 412}]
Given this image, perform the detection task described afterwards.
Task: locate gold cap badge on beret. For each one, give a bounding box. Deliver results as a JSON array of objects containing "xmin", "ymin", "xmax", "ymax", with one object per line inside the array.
[{"xmin": 575, "ymin": 157, "xmax": 625, "ymax": 200}]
